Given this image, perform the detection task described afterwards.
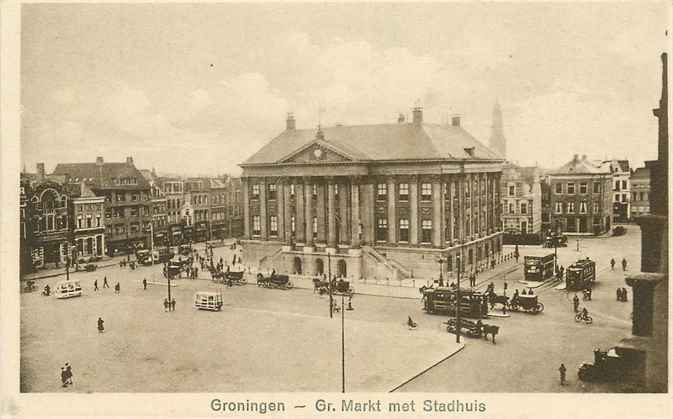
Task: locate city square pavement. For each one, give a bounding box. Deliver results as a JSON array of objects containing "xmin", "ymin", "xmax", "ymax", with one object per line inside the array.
[{"xmin": 21, "ymin": 227, "xmax": 641, "ymax": 392}]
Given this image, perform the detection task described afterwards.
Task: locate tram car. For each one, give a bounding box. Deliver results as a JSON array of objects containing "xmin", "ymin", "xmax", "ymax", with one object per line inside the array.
[
  {"xmin": 523, "ymin": 254, "xmax": 555, "ymax": 281},
  {"xmin": 566, "ymin": 258, "xmax": 596, "ymax": 290},
  {"xmin": 54, "ymin": 280, "xmax": 83, "ymax": 299},
  {"xmin": 422, "ymin": 287, "xmax": 489, "ymax": 319},
  {"xmin": 193, "ymin": 291, "xmax": 223, "ymax": 311}
]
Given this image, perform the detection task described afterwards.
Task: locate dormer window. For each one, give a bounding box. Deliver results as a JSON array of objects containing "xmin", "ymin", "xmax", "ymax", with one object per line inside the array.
[{"xmin": 464, "ymin": 147, "xmax": 475, "ymax": 157}]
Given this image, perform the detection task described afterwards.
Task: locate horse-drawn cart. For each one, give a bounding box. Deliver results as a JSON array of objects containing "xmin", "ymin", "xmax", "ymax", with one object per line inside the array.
[
  {"xmin": 257, "ymin": 273, "xmax": 293, "ymax": 289},
  {"xmin": 444, "ymin": 318, "xmax": 499, "ymax": 343},
  {"xmin": 509, "ymin": 293, "xmax": 544, "ymax": 314}
]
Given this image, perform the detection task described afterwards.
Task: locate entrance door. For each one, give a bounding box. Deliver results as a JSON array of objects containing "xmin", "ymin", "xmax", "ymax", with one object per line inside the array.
[
  {"xmin": 337, "ymin": 259, "xmax": 347, "ymax": 278},
  {"xmin": 521, "ymin": 221, "xmax": 527, "ymax": 234},
  {"xmin": 315, "ymin": 258, "xmax": 324, "ymax": 275},
  {"xmin": 293, "ymin": 257, "xmax": 302, "ymax": 274}
]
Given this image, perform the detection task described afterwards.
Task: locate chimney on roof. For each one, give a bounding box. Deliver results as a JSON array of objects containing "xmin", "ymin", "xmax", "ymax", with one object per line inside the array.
[
  {"xmin": 126, "ymin": 156, "xmax": 134, "ymax": 166},
  {"xmin": 412, "ymin": 106, "xmax": 423, "ymax": 125},
  {"xmin": 96, "ymin": 156, "xmax": 104, "ymax": 166},
  {"xmin": 581, "ymin": 154, "xmax": 587, "ymax": 161},
  {"xmin": 451, "ymin": 115, "xmax": 461, "ymax": 127},
  {"xmin": 286, "ymin": 112, "xmax": 296, "ymax": 130},
  {"xmin": 36, "ymin": 163, "xmax": 45, "ymax": 181},
  {"xmin": 398, "ymin": 113, "xmax": 405, "ymax": 124},
  {"xmin": 573, "ymin": 154, "xmax": 579, "ymax": 163}
]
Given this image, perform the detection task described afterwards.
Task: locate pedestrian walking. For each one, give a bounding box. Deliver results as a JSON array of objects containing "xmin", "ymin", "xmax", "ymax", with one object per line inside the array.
[
  {"xmin": 94, "ymin": 279, "xmax": 99, "ymax": 291},
  {"xmin": 103, "ymin": 276, "xmax": 109, "ymax": 288},
  {"xmin": 97, "ymin": 317, "xmax": 104, "ymax": 333},
  {"xmin": 114, "ymin": 282, "xmax": 120, "ymax": 294},
  {"xmin": 65, "ymin": 363, "xmax": 73, "ymax": 385},
  {"xmin": 143, "ymin": 278, "xmax": 147, "ymax": 290},
  {"xmin": 621, "ymin": 258, "xmax": 628, "ymax": 271},
  {"xmin": 573, "ymin": 294, "xmax": 580, "ymax": 312},
  {"xmin": 171, "ymin": 298, "xmax": 176, "ymax": 312},
  {"xmin": 61, "ymin": 367, "xmax": 67, "ymax": 387},
  {"xmin": 559, "ymin": 363, "xmax": 567, "ymax": 385},
  {"xmin": 164, "ymin": 298, "xmax": 169, "ymax": 312},
  {"xmin": 621, "ymin": 287, "xmax": 628, "ymax": 302},
  {"xmin": 610, "ymin": 258, "xmax": 616, "ymax": 270}
]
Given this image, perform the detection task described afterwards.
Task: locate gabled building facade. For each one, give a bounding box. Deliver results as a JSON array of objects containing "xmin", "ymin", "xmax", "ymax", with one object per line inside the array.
[
  {"xmin": 500, "ymin": 163, "xmax": 542, "ymax": 238},
  {"xmin": 630, "ymin": 167, "xmax": 651, "ymax": 219},
  {"xmin": 601, "ymin": 159, "xmax": 632, "ymax": 222},
  {"xmin": 240, "ymin": 108, "xmax": 504, "ymax": 281}
]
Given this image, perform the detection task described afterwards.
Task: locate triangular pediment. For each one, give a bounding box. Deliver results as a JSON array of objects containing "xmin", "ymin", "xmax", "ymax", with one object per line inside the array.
[{"xmin": 279, "ymin": 140, "xmax": 354, "ymax": 163}]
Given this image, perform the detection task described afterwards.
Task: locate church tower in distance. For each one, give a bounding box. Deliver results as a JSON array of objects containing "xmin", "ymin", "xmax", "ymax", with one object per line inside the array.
[{"xmin": 489, "ymin": 102, "xmax": 507, "ymax": 159}]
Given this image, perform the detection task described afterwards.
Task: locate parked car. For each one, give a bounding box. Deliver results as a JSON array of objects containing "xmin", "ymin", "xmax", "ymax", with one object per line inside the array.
[{"xmin": 612, "ymin": 226, "xmax": 627, "ymax": 236}]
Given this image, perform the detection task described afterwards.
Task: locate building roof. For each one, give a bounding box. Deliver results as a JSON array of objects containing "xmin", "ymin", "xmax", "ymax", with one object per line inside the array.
[
  {"xmin": 631, "ymin": 167, "xmax": 650, "ymax": 179},
  {"xmin": 601, "ymin": 159, "xmax": 631, "ymax": 173},
  {"xmin": 550, "ymin": 155, "xmax": 610, "ymax": 176},
  {"xmin": 63, "ymin": 181, "xmax": 100, "ymax": 199},
  {"xmin": 53, "ymin": 161, "xmax": 150, "ymax": 190},
  {"xmin": 241, "ymin": 122, "xmax": 502, "ymax": 165}
]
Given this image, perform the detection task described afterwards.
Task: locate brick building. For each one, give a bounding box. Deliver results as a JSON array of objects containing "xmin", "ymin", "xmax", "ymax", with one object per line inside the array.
[
  {"xmin": 544, "ymin": 155, "xmax": 612, "ymax": 235},
  {"xmin": 224, "ymin": 177, "xmax": 244, "ymax": 238},
  {"xmin": 64, "ymin": 182, "xmax": 106, "ymax": 260},
  {"xmin": 53, "ymin": 156, "xmax": 152, "ymax": 256},
  {"xmin": 630, "ymin": 167, "xmax": 650, "ymax": 218},
  {"xmin": 500, "ymin": 163, "xmax": 542, "ymax": 239},
  {"xmin": 601, "ymin": 159, "xmax": 632, "ymax": 222},
  {"xmin": 240, "ymin": 108, "xmax": 504, "ymax": 281},
  {"xmin": 208, "ymin": 177, "xmax": 228, "ymax": 240}
]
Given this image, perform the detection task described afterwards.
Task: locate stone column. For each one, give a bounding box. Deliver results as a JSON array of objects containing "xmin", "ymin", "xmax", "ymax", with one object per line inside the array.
[
  {"xmin": 338, "ymin": 180, "xmax": 349, "ymax": 245},
  {"xmin": 316, "ymin": 179, "xmax": 326, "ymax": 243},
  {"xmin": 327, "ymin": 179, "xmax": 337, "ymax": 248},
  {"xmin": 432, "ymin": 180, "xmax": 442, "ymax": 247},
  {"xmin": 295, "ymin": 180, "xmax": 305, "ymax": 243},
  {"xmin": 350, "ymin": 177, "xmax": 361, "ymax": 248},
  {"xmin": 458, "ymin": 176, "xmax": 465, "ymax": 242},
  {"xmin": 277, "ymin": 178, "xmax": 285, "ymax": 241},
  {"xmin": 283, "ymin": 179, "xmax": 292, "ymax": 244},
  {"xmin": 387, "ymin": 177, "xmax": 396, "ymax": 244},
  {"xmin": 448, "ymin": 179, "xmax": 454, "ymax": 243},
  {"xmin": 259, "ymin": 178, "xmax": 268, "ymax": 239},
  {"xmin": 409, "ymin": 177, "xmax": 418, "ymax": 245},
  {"xmin": 242, "ymin": 177, "xmax": 250, "ymax": 239},
  {"xmin": 364, "ymin": 181, "xmax": 375, "ymax": 244},
  {"xmin": 304, "ymin": 177, "xmax": 314, "ymax": 247}
]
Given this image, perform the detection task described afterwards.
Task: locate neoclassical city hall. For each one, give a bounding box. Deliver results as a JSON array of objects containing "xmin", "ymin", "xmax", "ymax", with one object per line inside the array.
[{"xmin": 240, "ymin": 108, "xmax": 505, "ymax": 281}]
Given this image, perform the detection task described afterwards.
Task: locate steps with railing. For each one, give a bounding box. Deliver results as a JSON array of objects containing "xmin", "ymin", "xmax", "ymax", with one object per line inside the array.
[{"xmin": 362, "ymin": 245, "xmax": 410, "ymax": 280}]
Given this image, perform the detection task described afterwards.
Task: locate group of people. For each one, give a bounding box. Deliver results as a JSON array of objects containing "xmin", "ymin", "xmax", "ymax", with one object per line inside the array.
[
  {"xmin": 163, "ymin": 298, "xmax": 177, "ymax": 312},
  {"xmin": 616, "ymin": 287, "xmax": 628, "ymax": 302},
  {"xmin": 610, "ymin": 258, "xmax": 628, "ymax": 271},
  {"xmin": 93, "ymin": 276, "xmax": 121, "ymax": 293}
]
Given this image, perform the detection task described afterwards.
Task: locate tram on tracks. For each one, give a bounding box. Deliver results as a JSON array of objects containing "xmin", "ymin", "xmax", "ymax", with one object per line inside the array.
[
  {"xmin": 422, "ymin": 287, "xmax": 489, "ymax": 319},
  {"xmin": 523, "ymin": 254, "xmax": 555, "ymax": 281},
  {"xmin": 566, "ymin": 258, "xmax": 596, "ymax": 290}
]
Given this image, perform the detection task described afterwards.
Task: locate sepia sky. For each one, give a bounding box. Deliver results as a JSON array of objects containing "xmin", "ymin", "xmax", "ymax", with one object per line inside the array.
[{"xmin": 21, "ymin": 2, "xmax": 670, "ymax": 176}]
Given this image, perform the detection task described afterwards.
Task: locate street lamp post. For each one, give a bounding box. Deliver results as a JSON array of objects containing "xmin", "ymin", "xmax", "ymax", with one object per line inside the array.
[
  {"xmin": 328, "ymin": 252, "xmax": 333, "ymax": 319},
  {"xmin": 455, "ymin": 254, "xmax": 461, "ymax": 344},
  {"xmin": 436, "ymin": 257, "xmax": 445, "ymax": 287},
  {"xmin": 341, "ymin": 292, "xmax": 345, "ymax": 393}
]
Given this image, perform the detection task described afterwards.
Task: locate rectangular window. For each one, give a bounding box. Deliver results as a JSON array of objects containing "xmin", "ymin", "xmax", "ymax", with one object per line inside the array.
[
  {"xmin": 290, "ymin": 216, "xmax": 296, "ymax": 233},
  {"xmin": 270, "ymin": 216, "xmax": 278, "ymax": 235},
  {"xmin": 290, "ymin": 184, "xmax": 295, "ymax": 196},
  {"xmin": 399, "ymin": 183, "xmax": 409, "ymax": 200},
  {"xmin": 568, "ymin": 202, "xmax": 575, "ymax": 213},
  {"xmin": 508, "ymin": 185, "xmax": 515, "ymax": 196},
  {"xmin": 268, "ymin": 184, "xmax": 277, "ymax": 200},
  {"xmin": 312, "ymin": 184, "xmax": 317, "ymax": 197},
  {"xmin": 376, "ymin": 218, "xmax": 388, "ymax": 241},
  {"xmin": 567, "ymin": 183, "xmax": 575, "ymax": 194},
  {"xmin": 77, "ymin": 216, "xmax": 82, "ymax": 229},
  {"xmin": 421, "ymin": 183, "xmax": 432, "ymax": 201},
  {"xmin": 520, "ymin": 203, "xmax": 527, "ymax": 214},
  {"xmin": 614, "ymin": 194, "xmax": 620, "ymax": 202},
  {"xmin": 377, "ymin": 183, "xmax": 387, "ymax": 200},
  {"xmin": 132, "ymin": 194, "xmax": 138, "ymax": 201},
  {"xmin": 579, "ymin": 201, "xmax": 588, "ymax": 214},
  {"xmin": 252, "ymin": 215, "xmax": 261, "ymax": 236},
  {"xmin": 508, "ymin": 203, "xmax": 514, "ymax": 214},
  {"xmin": 421, "ymin": 220, "xmax": 432, "ymax": 243},
  {"xmin": 399, "ymin": 219, "xmax": 409, "ymax": 242},
  {"xmin": 252, "ymin": 184, "xmax": 260, "ymax": 197},
  {"xmin": 621, "ymin": 194, "xmax": 627, "ymax": 203},
  {"xmin": 312, "ymin": 217, "xmax": 318, "ymax": 238},
  {"xmin": 555, "ymin": 202, "xmax": 563, "ymax": 214},
  {"xmin": 580, "ymin": 183, "xmax": 587, "ymax": 194},
  {"xmin": 86, "ymin": 215, "xmax": 92, "ymax": 228},
  {"xmin": 334, "ymin": 184, "xmax": 339, "ymax": 195},
  {"xmin": 555, "ymin": 183, "xmax": 563, "ymax": 194},
  {"xmin": 593, "ymin": 182, "xmax": 601, "ymax": 193},
  {"xmin": 621, "ymin": 180, "xmax": 627, "ymax": 190}
]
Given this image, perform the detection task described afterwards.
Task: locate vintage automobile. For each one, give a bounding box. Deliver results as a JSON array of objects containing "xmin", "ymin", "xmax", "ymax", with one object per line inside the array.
[
  {"xmin": 542, "ymin": 233, "xmax": 568, "ymax": 248},
  {"xmin": 422, "ymin": 287, "xmax": 489, "ymax": 319},
  {"xmin": 508, "ymin": 292, "xmax": 544, "ymax": 314},
  {"xmin": 566, "ymin": 258, "xmax": 596, "ymax": 290},
  {"xmin": 256, "ymin": 272, "xmax": 293, "ymax": 289},
  {"xmin": 193, "ymin": 291, "xmax": 223, "ymax": 311},
  {"xmin": 612, "ymin": 226, "xmax": 627, "ymax": 236},
  {"xmin": 54, "ymin": 280, "xmax": 83, "ymax": 299},
  {"xmin": 578, "ymin": 348, "xmax": 625, "ymax": 381},
  {"xmin": 523, "ymin": 254, "xmax": 555, "ymax": 282}
]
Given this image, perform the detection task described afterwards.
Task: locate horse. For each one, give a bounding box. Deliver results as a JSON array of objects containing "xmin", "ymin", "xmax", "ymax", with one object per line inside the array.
[
  {"xmin": 313, "ymin": 277, "xmax": 329, "ymax": 294},
  {"xmin": 482, "ymin": 324, "xmax": 499, "ymax": 344},
  {"xmin": 256, "ymin": 274, "xmax": 269, "ymax": 287},
  {"xmin": 487, "ymin": 290, "xmax": 509, "ymax": 310}
]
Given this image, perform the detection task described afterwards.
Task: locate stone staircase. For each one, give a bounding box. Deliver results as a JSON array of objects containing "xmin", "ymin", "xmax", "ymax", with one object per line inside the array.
[
  {"xmin": 362, "ymin": 245, "xmax": 410, "ymax": 280},
  {"xmin": 258, "ymin": 247, "xmax": 283, "ymax": 271}
]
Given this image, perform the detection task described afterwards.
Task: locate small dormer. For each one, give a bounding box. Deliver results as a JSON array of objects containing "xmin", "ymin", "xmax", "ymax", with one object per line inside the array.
[{"xmin": 464, "ymin": 147, "xmax": 475, "ymax": 157}]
